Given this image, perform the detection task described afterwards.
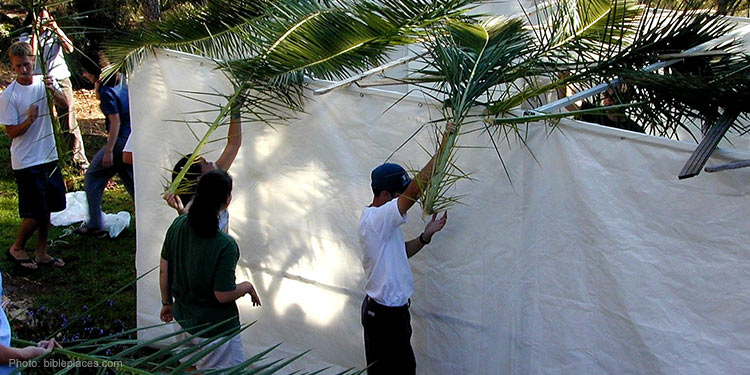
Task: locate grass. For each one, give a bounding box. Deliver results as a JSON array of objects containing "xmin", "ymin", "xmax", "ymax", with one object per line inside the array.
[{"xmin": 0, "ymin": 108, "xmax": 137, "ymax": 340}]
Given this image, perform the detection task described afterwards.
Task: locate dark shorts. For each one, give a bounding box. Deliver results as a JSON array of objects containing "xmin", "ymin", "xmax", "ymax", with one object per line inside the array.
[
  {"xmin": 13, "ymin": 161, "xmax": 66, "ymax": 219},
  {"xmin": 361, "ymin": 296, "xmax": 415, "ymax": 375}
]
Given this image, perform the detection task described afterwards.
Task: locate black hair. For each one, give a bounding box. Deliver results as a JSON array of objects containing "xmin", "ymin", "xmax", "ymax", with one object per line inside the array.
[
  {"xmin": 172, "ymin": 155, "xmax": 203, "ymax": 205},
  {"xmin": 188, "ymin": 169, "xmax": 233, "ymax": 237},
  {"xmin": 22, "ymin": 12, "xmax": 33, "ymax": 28},
  {"xmin": 81, "ymin": 50, "xmax": 121, "ymax": 87},
  {"xmin": 371, "ymin": 185, "xmax": 404, "ymax": 197}
]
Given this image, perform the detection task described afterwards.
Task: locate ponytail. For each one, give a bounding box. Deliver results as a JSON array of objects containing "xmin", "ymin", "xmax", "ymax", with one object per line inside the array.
[{"xmin": 187, "ymin": 170, "xmax": 233, "ymax": 237}]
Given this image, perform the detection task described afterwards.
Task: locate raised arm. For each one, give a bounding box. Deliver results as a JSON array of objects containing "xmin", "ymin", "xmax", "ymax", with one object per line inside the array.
[
  {"xmin": 397, "ymin": 122, "xmax": 456, "ymax": 216},
  {"xmin": 214, "ymin": 105, "xmax": 242, "ymax": 171},
  {"xmin": 49, "ymin": 17, "xmax": 74, "ymax": 54},
  {"xmin": 33, "ymin": 11, "xmax": 73, "ymax": 55}
]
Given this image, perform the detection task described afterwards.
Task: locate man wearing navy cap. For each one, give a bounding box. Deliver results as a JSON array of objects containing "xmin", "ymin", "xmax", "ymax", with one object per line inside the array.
[{"xmin": 359, "ymin": 122, "xmax": 455, "ymax": 374}]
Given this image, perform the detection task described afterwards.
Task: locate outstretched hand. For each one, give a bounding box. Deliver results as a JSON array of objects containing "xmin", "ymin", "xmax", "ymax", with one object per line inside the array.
[
  {"xmin": 423, "ymin": 212, "xmax": 448, "ymax": 243},
  {"xmin": 243, "ymin": 282, "xmax": 262, "ymax": 307},
  {"xmin": 21, "ymin": 339, "xmax": 61, "ymax": 360},
  {"xmin": 37, "ymin": 339, "xmax": 62, "ymax": 352}
]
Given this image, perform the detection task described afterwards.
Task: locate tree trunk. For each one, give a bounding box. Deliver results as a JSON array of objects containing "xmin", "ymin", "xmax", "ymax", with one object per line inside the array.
[{"xmin": 145, "ymin": 0, "xmax": 161, "ymax": 21}]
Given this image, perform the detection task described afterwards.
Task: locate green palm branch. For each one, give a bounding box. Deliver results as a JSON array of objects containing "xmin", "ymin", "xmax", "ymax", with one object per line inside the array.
[
  {"xmin": 105, "ymin": 0, "xmax": 477, "ymax": 194},
  {"xmin": 13, "ymin": 0, "xmax": 75, "ymax": 171},
  {"xmin": 587, "ymin": 8, "xmax": 741, "ymax": 138},
  {"xmin": 9, "ymin": 268, "xmax": 366, "ymax": 374},
  {"xmin": 402, "ymin": 0, "xmax": 646, "ymax": 214},
  {"xmin": 412, "ymin": 17, "xmax": 532, "ymax": 214},
  {"xmin": 527, "ymin": 3, "xmax": 742, "ymax": 139},
  {"xmin": 407, "ymin": 0, "xmax": 749, "ymax": 213},
  {"xmin": 12, "ymin": 322, "xmax": 365, "ymax": 374}
]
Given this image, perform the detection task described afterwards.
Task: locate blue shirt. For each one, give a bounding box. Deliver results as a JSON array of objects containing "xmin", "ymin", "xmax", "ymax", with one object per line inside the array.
[{"xmin": 98, "ymin": 83, "xmax": 131, "ymax": 140}]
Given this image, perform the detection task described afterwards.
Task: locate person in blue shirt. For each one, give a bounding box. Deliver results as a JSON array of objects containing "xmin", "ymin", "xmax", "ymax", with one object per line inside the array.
[{"xmin": 75, "ymin": 52, "xmax": 134, "ymax": 236}]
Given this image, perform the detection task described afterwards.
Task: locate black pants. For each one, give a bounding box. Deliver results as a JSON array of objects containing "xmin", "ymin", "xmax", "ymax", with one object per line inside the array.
[{"xmin": 361, "ymin": 296, "xmax": 415, "ymax": 375}]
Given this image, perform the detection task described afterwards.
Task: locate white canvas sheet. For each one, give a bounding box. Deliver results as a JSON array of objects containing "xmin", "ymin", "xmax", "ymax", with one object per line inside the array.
[{"xmin": 130, "ymin": 49, "xmax": 750, "ymax": 374}]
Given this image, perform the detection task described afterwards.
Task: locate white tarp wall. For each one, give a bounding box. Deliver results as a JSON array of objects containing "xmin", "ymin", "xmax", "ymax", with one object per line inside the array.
[{"xmin": 130, "ymin": 49, "xmax": 750, "ymax": 374}]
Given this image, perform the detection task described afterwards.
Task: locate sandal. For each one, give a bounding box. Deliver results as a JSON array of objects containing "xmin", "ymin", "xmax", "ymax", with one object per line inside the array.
[
  {"xmin": 6, "ymin": 250, "xmax": 37, "ymax": 270},
  {"xmin": 36, "ymin": 256, "xmax": 65, "ymax": 268},
  {"xmin": 73, "ymin": 227, "xmax": 108, "ymax": 238}
]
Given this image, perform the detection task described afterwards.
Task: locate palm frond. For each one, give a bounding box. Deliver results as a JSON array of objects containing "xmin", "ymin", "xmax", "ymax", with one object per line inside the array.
[
  {"xmin": 220, "ymin": 0, "xmax": 478, "ymax": 82},
  {"xmin": 103, "ymin": 0, "xmax": 271, "ymax": 76},
  {"xmin": 412, "ymin": 16, "xmax": 532, "ymax": 213},
  {"xmin": 106, "ymin": 0, "xmax": 477, "ymax": 194}
]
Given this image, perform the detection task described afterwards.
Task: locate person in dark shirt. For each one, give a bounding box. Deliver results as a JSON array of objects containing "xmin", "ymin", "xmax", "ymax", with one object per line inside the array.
[
  {"xmin": 160, "ymin": 170, "xmax": 261, "ymax": 370},
  {"xmin": 75, "ymin": 52, "xmax": 134, "ymax": 236}
]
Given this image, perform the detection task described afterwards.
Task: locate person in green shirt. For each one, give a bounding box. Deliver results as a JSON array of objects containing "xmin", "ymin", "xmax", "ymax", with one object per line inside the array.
[{"xmin": 159, "ymin": 169, "xmax": 261, "ymax": 370}]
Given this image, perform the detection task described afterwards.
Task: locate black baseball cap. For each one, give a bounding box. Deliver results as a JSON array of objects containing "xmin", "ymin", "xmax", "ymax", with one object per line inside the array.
[{"xmin": 371, "ymin": 163, "xmax": 412, "ymax": 194}]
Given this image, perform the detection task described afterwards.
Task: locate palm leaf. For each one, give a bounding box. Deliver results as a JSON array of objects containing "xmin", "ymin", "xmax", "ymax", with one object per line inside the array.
[
  {"xmin": 220, "ymin": 0, "xmax": 478, "ymax": 82},
  {"xmin": 103, "ymin": 0, "xmax": 271, "ymax": 76},
  {"xmin": 106, "ymin": 0, "xmax": 477, "ymax": 194},
  {"xmin": 413, "ymin": 16, "xmax": 532, "ymax": 213}
]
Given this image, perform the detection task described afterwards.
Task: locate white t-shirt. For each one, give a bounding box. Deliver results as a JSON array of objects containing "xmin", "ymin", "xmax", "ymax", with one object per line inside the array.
[
  {"xmin": 0, "ymin": 76, "xmax": 59, "ymax": 170},
  {"xmin": 35, "ymin": 30, "xmax": 71, "ymax": 80},
  {"xmin": 359, "ymin": 198, "xmax": 413, "ymax": 307}
]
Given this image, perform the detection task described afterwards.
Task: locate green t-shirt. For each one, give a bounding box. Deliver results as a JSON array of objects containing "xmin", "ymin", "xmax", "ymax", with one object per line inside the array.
[{"xmin": 161, "ymin": 215, "xmax": 240, "ymax": 337}]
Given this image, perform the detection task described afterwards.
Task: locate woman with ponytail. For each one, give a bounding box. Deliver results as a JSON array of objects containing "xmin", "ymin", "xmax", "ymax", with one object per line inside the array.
[{"xmin": 158, "ymin": 170, "xmax": 261, "ymax": 370}]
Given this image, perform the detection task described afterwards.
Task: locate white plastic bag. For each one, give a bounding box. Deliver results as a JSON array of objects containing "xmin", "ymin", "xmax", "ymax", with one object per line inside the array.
[
  {"xmin": 51, "ymin": 191, "xmax": 132, "ymax": 238},
  {"xmin": 50, "ymin": 191, "xmax": 89, "ymax": 226},
  {"xmin": 103, "ymin": 211, "xmax": 131, "ymax": 238}
]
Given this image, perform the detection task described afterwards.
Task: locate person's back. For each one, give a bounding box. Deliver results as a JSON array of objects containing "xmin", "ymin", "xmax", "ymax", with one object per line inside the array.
[
  {"xmin": 359, "ymin": 123, "xmax": 454, "ymax": 375},
  {"xmin": 161, "ymin": 215, "xmax": 240, "ymax": 337},
  {"xmin": 159, "ymin": 169, "xmax": 260, "ymax": 371},
  {"xmin": 359, "ymin": 198, "xmax": 412, "ymax": 307}
]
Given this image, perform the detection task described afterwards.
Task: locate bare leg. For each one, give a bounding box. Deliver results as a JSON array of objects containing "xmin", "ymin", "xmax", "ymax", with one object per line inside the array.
[
  {"xmin": 34, "ymin": 216, "xmax": 64, "ymax": 267},
  {"xmin": 9, "ymin": 218, "xmax": 39, "ymax": 270}
]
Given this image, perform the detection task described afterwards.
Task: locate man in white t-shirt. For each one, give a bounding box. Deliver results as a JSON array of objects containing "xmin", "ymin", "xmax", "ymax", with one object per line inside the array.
[
  {"xmin": 359, "ymin": 122, "xmax": 455, "ymax": 374},
  {"xmin": 0, "ymin": 42, "xmax": 67, "ymax": 270},
  {"xmin": 30, "ymin": 8, "xmax": 88, "ymax": 170}
]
